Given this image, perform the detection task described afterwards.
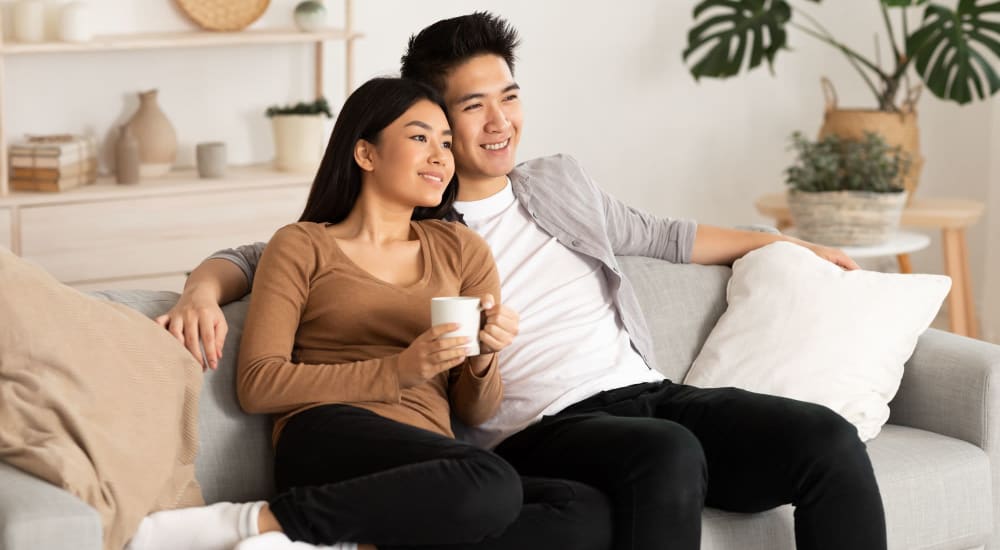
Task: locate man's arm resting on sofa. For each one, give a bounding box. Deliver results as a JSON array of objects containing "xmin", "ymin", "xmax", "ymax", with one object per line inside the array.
[
  {"xmin": 889, "ymin": 328, "xmax": 1000, "ymax": 450},
  {"xmin": 0, "ymin": 462, "xmax": 101, "ymax": 550},
  {"xmin": 153, "ymin": 258, "xmax": 251, "ymax": 368}
]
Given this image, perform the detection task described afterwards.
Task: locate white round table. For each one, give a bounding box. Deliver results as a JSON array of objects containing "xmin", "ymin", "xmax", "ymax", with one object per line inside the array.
[
  {"xmin": 836, "ymin": 230, "xmax": 931, "ymax": 259},
  {"xmin": 786, "ymin": 230, "xmax": 931, "ymax": 273}
]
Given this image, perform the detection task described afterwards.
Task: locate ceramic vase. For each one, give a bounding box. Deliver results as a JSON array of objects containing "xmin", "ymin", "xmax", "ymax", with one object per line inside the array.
[
  {"xmin": 293, "ymin": 0, "xmax": 327, "ymax": 32},
  {"xmin": 59, "ymin": 2, "xmax": 92, "ymax": 43},
  {"xmin": 126, "ymin": 89, "xmax": 177, "ymax": 178},
  {"xmin": 115, "ymin": 125, "xmax": 140, "ymax": 184},
  {"xmin": 271, "ymin": 114, "xmax": 324, "ymax": 173},
  {"xmin": 13, "ymin": 1, "xmax": 45, "ymax": 43}
]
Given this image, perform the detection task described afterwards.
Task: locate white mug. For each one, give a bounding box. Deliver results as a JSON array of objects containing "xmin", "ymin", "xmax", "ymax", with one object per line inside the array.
[{"xmin": 431, "ymin": 297, "xmax": 482, "ymax": 356}]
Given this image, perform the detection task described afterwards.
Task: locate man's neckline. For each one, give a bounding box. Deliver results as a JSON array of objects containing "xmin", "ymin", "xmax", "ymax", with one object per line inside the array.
[{"xmin": 454, "ymin": 177, "xmax": 515, "ymax": 222}]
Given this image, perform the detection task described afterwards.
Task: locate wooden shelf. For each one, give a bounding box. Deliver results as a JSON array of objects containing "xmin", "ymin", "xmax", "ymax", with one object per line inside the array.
[
  {"xmin": 0, "ymin": 28, "xmax": 363, "ymax": 55},
  {"xmin": 0, "ymin": 164, "xmax": 314, "ymax": 207}
]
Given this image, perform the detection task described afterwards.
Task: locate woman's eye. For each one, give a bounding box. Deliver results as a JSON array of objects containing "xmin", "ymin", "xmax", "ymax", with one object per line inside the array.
[
  {"xmin": 443, "ymin": 141, "xmax": 452, "ymax": 149},
  {"xmin": 411, "ymin": 135, "xmax": 427, "ymax": 142}
]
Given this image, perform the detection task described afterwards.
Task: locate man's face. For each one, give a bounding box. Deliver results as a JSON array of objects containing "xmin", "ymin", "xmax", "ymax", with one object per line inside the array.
[{"xmin": 442, "ymin": 54, "xmax": 523, "ymax": 183}]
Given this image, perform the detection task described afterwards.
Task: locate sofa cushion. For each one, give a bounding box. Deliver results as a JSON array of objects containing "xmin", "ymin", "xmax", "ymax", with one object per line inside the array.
[
  {"xmin": 617, "ymin": 256, "xmax": 730, "ymax": 381},
  {"xmin": 0, "ymin": 250, "xmax": 203, "ymax": 550},
  {"xmin": 699, "ymin": 425, "xmax": 992, "ymax": 550},
  {"xmin": 684, "ymin": 242, "xmax": 950, "ymax": 440}
]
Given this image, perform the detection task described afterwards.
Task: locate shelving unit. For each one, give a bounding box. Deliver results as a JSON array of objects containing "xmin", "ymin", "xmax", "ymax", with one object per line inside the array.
[
  {"xmin": 0, "ymin": 0, "xmax": 361, "ymax": 291},
  {"xmin": 0, "ymin": 0, "xmax": 362, "ymax": 196}
]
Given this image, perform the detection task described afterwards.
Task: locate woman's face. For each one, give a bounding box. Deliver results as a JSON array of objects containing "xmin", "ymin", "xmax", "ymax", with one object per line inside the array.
[{"xmin": 362, "ymin": 99, "xmax": 454, "ymax": 209}]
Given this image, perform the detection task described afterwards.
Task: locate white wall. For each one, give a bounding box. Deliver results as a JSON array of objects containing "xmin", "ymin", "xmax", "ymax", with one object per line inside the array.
[{"xmin": 2, "ymin": 0, "xmax": 997, "ymax": 340}]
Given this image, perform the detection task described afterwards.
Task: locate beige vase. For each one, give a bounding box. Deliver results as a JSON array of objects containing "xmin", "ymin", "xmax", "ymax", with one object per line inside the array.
[
  {"xmin": 126, "ymin": 89, "xmax": 177, "ymax": 178},
  {"xmin": 787, "ymin": 189, "xmax": 908, "ymax": 247},
  {"xmin": 817, "ymin": 78, "xmax": 924, "ymax": 201},
  {"xmin": 271, "ymin": 114, "xmax": 325, "ymax": 173}
]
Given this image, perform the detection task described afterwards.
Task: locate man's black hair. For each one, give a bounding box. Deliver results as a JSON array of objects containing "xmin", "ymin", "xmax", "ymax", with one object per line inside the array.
[{"xmin": 400, "ymin": 12, "xmax": 521, "ymax": 93}]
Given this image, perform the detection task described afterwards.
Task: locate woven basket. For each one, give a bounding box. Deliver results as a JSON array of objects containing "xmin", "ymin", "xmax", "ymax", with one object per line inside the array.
[
  {"xmin": 175, "ymin": 0, "xmax": 270, "ymax": 31},
  {"xmin": 787, "ymin": 190, "xmax": 908, "ymax": 247},
  {"xmin": 818, "ymin": 78, "xmax": 924, "ymax": 202}
]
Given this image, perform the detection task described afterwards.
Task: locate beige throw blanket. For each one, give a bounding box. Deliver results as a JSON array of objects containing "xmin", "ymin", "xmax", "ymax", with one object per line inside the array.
[{"xmin": 0, "ymin": 248, "xmax": 203, "ymax": 550}]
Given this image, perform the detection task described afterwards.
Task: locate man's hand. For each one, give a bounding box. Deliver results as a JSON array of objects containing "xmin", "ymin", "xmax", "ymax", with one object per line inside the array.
[
  {"xmin": 155, "ymin": 290, "xmax": 228, "ymax": 370},
  {"xmin": 478, "ymin": 294, "xmax": 519, "ymax": 355},
  {"xmin": 802, "ymin": 242, "xmax": 861, "ymax": 271}
]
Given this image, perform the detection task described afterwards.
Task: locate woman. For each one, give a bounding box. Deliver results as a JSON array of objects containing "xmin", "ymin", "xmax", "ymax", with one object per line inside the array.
[{"xmin": 127, "ymin": 77, "xmax": 612, "ymax": 550}]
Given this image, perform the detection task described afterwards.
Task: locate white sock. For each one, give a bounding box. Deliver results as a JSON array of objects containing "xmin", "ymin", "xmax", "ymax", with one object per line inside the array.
[
  {"xmin": 126, "ymin": 501, "xmax": 267, "ymax": 550},
  {"xmin": 233, "ymin": 532, "xmax": 359, "ymax": 550}
]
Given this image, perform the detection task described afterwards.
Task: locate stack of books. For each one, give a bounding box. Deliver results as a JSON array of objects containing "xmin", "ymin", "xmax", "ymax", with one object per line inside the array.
[{"xmin": 9, "ymin": 135, "xmax": 98, "ymax": 192}]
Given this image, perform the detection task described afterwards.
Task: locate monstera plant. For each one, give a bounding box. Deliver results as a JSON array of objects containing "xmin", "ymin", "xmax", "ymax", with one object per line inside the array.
[{"xmin": 683, "ymin": 0, "xmax": 1000, "ymax": 112}]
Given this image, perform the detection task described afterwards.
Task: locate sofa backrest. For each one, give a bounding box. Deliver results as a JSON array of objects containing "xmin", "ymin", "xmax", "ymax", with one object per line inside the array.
[
  {"xmin": 617, "ymin": 257, "xmax": 731, "ymax": 382},
  {"xmin": 98, "ymin": 256, "xmax": 732, "ymax": 504}
]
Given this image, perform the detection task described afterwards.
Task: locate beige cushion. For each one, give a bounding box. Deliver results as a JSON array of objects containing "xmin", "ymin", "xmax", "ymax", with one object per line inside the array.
[{"xmin": 0, "ymin": 249, "xmax": 203, "ymax": 550}]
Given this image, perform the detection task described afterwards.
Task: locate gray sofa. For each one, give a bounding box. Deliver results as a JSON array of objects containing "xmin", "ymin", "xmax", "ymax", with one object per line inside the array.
[{"xmin": 3, "ymin": 257, "xmax": 1000, "ymax": 550}]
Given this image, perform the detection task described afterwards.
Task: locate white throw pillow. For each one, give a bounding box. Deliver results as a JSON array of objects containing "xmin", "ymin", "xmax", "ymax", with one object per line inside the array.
[{"xmin": 683, "ymin": 241, "xmax": 951, "ymax": 441}]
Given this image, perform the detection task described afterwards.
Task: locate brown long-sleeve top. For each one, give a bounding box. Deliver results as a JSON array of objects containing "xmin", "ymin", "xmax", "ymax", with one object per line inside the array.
[{"xmin": 236, "ymin": 220, "xmax": 503, "ymax": 446}]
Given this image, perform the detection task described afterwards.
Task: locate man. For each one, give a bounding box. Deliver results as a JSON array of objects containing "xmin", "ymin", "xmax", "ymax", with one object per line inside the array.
[{"xmin": 160, "ymin": 12, "xmax": 884, "ymax": 550}]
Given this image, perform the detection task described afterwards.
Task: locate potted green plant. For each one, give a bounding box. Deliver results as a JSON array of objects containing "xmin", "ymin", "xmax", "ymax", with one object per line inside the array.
[
  {"xmin": 266, "ymin": 97, "xmax": 333, "ymax": 173},
  {"xmin": 785, "ymin": 130, "xmax": 911, "ymax": 246},
  {"xmin": 683, "ymin": 0, "xmax": 1000, "ymax": 197}
]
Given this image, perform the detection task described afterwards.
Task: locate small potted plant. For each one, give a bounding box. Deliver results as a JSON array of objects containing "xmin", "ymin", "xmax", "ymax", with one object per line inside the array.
[
  {"xmin": 785, "ymin": 130, "xmax": 910, "ymax": 246},
  {"xmin": 266, "ymin": 97, "xmax": 333, "ymax": 173}
]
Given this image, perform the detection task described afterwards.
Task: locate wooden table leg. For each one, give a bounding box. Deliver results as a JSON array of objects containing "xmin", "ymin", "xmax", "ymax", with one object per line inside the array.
[
  {"xmin": 957, "ymin": 229, "xmax": 980, "ymax": 339},
  {"xmin": 942, "ymin": 228, "xmax": 970, "ymax": 337},
  {"xmin": 896, "ymin": 254, "xmax": 913, "ymax": 274}
]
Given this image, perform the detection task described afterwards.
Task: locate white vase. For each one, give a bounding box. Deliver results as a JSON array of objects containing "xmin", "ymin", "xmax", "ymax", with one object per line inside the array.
[
  {"xmin": 59, "ymin": 2, "xmax": 91, "ymax": 43},
  {"xmin": 13, "ymin": 1, "xmax": 45, "ymax": 43},
  {"xmin": 271, "ymin": 114, "xmax": 324, "ymax": 173}
]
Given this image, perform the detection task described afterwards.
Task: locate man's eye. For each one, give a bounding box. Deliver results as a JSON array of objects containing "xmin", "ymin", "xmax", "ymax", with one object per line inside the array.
[
  {"xmin": 504, "ymin": 94, "xmax": 519, "ymax": 101},
  {"xmin": 463, "ymin": 103, "xmax": 482, "ymax": 112}
]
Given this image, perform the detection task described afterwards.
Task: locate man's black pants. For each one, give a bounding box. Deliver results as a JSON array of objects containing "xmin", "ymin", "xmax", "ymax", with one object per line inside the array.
[
  {"xmin": 494, "ymin": 381, "xmax": 887, "ymax": 550},
  {"xmin": 269, "ymin": 404, "xmax": 613, "ymax": 549}
]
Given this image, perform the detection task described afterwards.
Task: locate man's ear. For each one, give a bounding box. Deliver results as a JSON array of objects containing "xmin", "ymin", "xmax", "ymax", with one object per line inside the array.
[{"xmin": 354, "ymin": 139, "xmax": 375, "ymax": 172}]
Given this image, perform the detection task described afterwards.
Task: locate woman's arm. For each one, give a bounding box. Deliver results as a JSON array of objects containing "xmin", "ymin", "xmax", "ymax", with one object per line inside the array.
[{"xmin": 448, "ymin": 227, "xmax": 505, "ymax": 427}]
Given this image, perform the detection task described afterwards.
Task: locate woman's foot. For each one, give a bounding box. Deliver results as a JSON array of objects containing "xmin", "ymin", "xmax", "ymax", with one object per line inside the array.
[
  {"xmin": 126, "ymin": 501, "xmax": 266, "ymax": 550},
  {"xmin": 233, "ymin": 532, "xmax": 362, "ymax": 550}
]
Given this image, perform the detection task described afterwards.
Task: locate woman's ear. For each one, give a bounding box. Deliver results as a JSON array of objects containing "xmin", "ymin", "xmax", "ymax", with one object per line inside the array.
[{"xmin": 354, "ymin": 140, "xmax": 375, "ymax": 172}]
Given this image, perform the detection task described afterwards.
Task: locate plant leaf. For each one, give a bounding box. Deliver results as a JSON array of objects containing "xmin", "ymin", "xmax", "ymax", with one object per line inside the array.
[
  {"xmin": 684, "ymin": 0, "xmax": 792, "ymax": 79},
  {"xmin": 907, "ymin": 1, "xmax": 1000, "ymax": 104}
]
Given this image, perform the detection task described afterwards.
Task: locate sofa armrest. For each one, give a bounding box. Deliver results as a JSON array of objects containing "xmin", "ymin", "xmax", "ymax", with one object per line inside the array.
[
  {"xmin": 0, "ymin": 462, "xmax": 101, "ymax": 550},
  {"xmin": 889, "ymin": 328, "xmax": 1000, "ymax": 450}
]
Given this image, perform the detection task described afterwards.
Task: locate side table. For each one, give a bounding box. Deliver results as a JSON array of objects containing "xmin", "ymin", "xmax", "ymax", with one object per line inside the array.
[{"xmin": 755, "ymin": 193, "xmax": 985, "ymax": 339}]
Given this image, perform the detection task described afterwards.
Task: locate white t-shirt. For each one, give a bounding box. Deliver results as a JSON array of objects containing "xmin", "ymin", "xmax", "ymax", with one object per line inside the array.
[{"xmin": 454, "ymin": 180, "xmax": 663, "ymax": 449}]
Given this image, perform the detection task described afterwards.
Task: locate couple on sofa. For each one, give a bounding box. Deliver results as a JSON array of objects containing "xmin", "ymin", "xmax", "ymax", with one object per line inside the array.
[{"xmin": 128, "ymin": 12, "xmax": 886, "ymax": 550}]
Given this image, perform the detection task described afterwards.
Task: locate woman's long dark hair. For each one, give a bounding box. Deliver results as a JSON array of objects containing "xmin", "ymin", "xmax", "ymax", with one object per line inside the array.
[{"xmin": 299, "ymin": 77, "xmax": 459, "ymax": 224}]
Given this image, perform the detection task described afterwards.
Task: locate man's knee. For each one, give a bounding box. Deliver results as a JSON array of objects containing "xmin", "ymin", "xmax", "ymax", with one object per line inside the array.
[
  {"xmin": 794, "ymin": 405, "xmax": 874, "ymax": 480},
  {"xmin": 450, "ymin": 448, "xmax": 522, "ymax": 538},
  {"xmin": 556, "ymin": 481, "xmax": 614, "ymax": 550},
  {"xmin": 623, "ymin": 420, "xmax": 708, "ymax": 499}
]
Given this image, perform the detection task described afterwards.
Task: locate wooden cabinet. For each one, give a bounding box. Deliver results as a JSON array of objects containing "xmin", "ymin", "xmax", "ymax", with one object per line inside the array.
[
  {"xmin": 1, "ymin": 166, "xmax": 310, "ymax": 291},
  {"xmin": 0, "ymin": 207, "xmax": 11, "ymax": 249}
]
